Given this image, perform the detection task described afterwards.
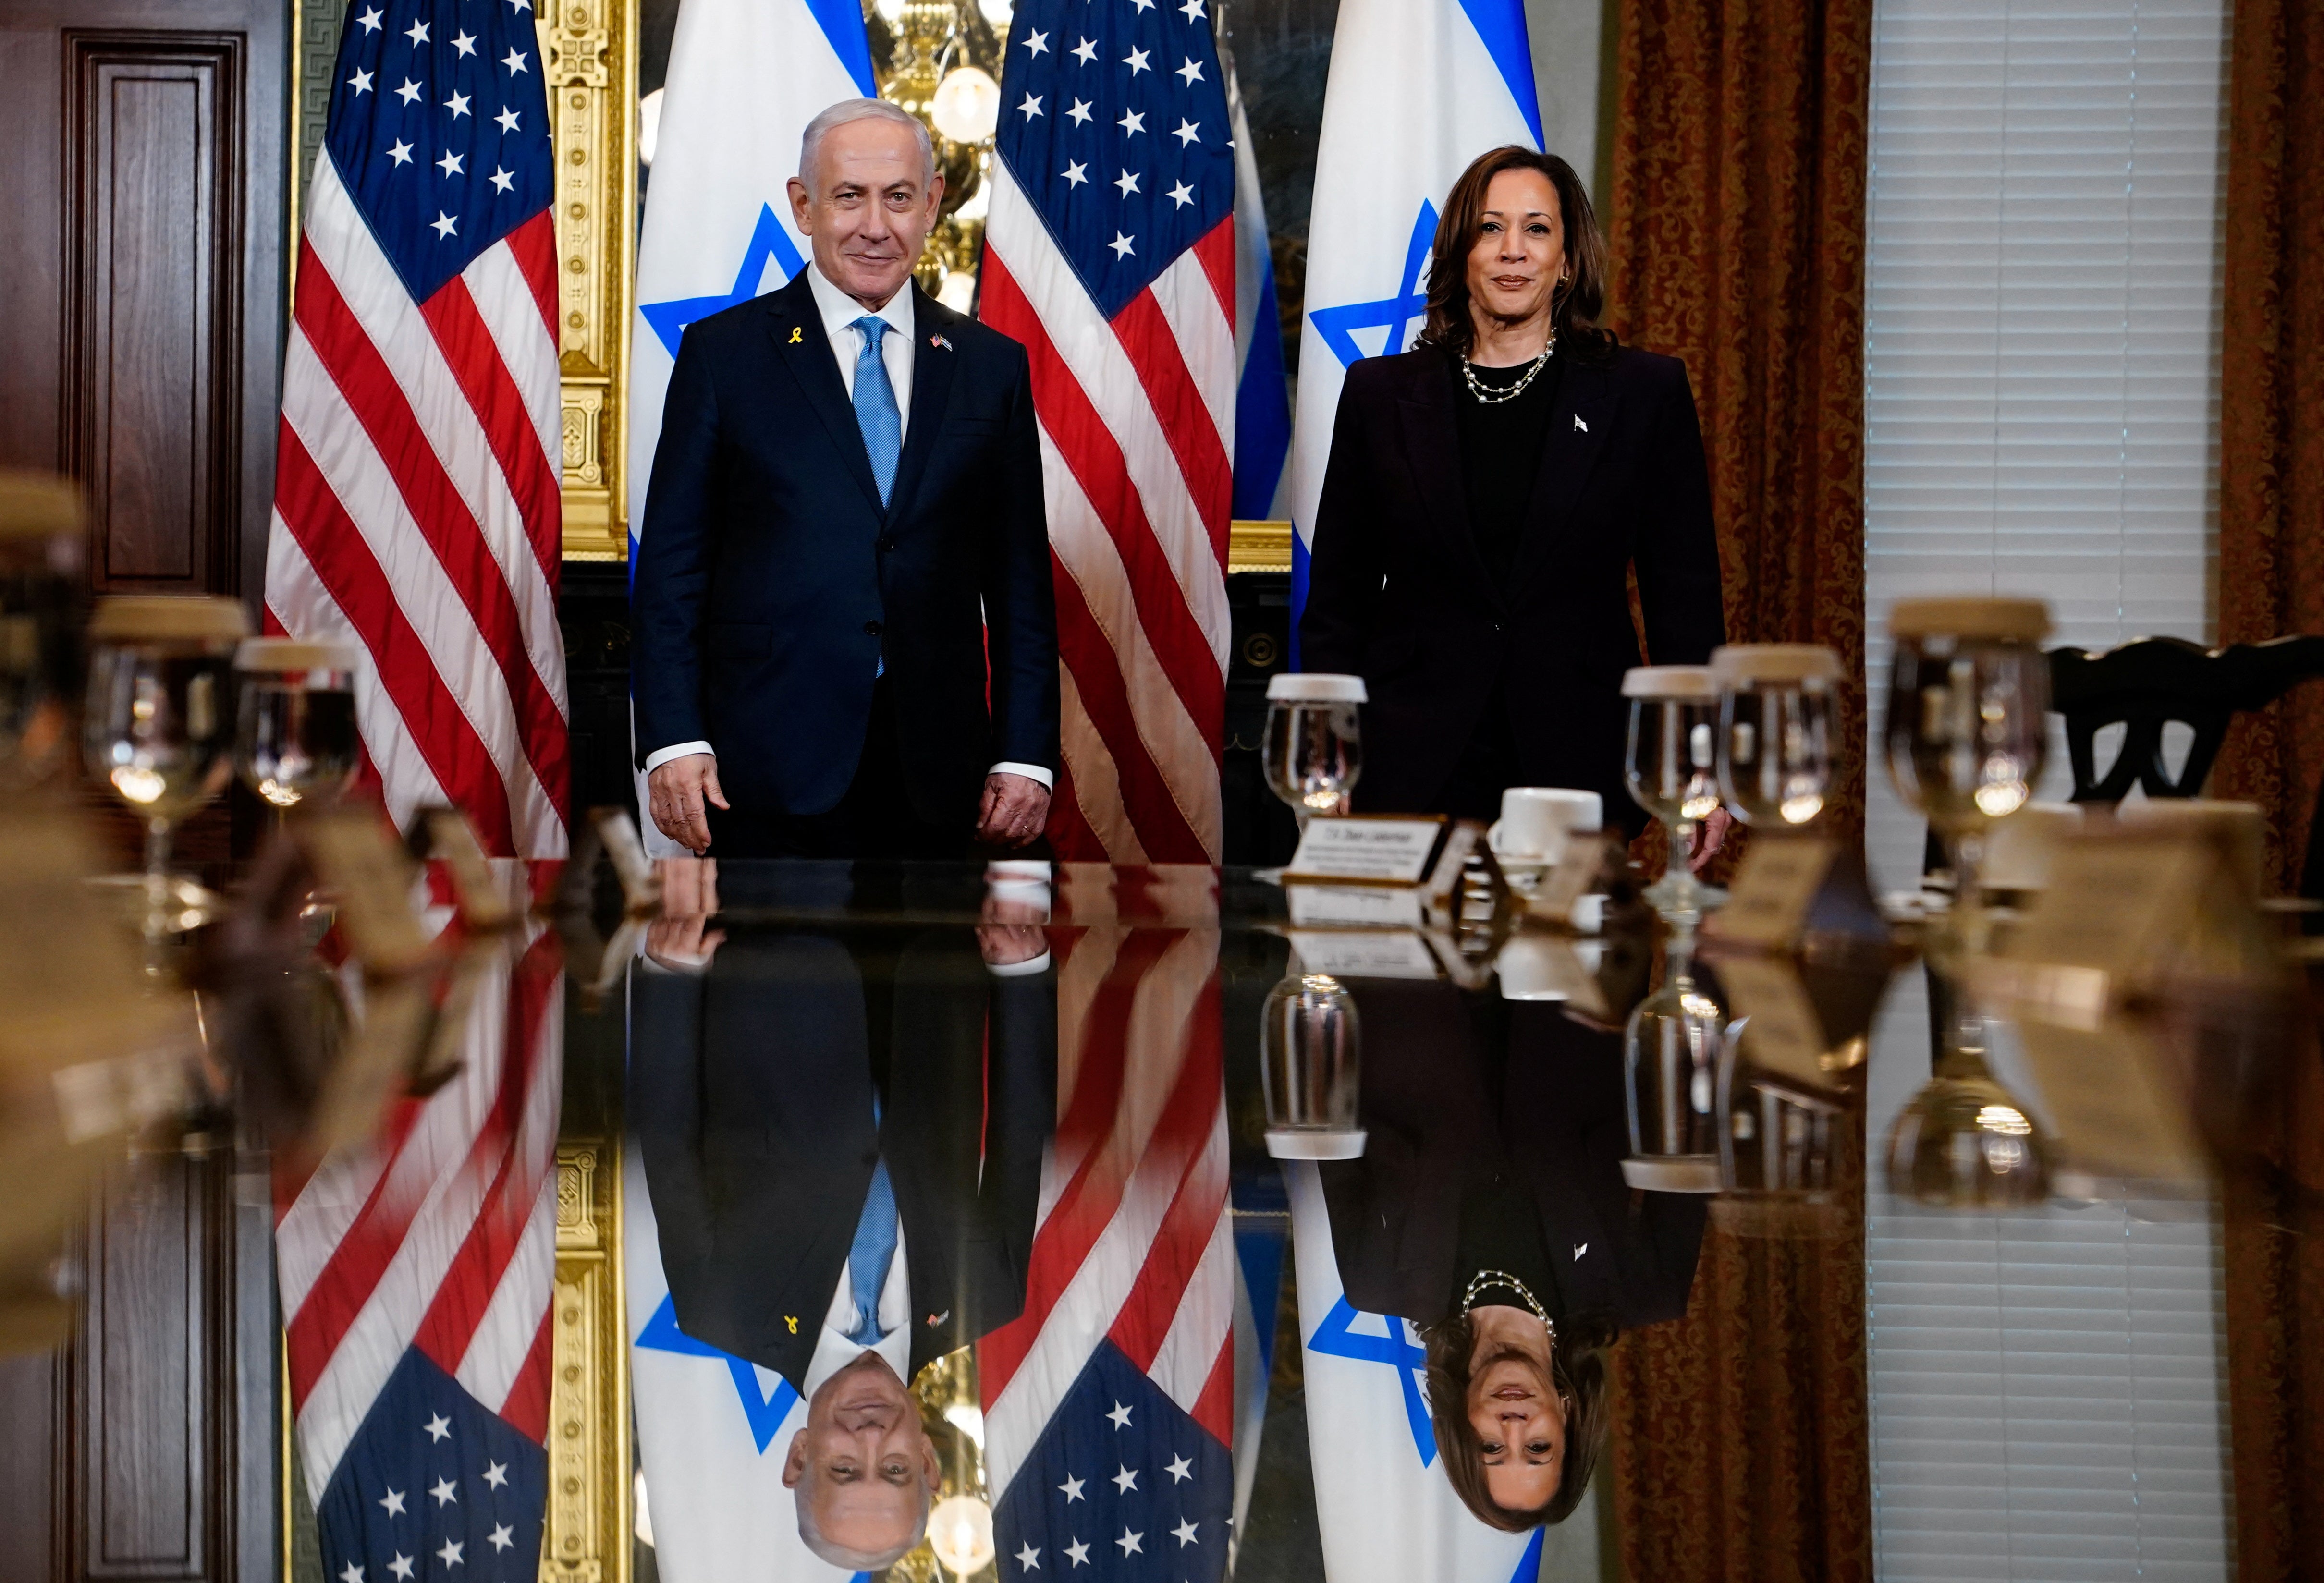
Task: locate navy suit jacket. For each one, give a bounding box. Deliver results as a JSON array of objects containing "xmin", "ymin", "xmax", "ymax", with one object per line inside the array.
[
  {"xmin": 1299, "ymin": 344, "xmax": 1725, "ymax": 834},
  {"xmin": 631, "ymin": 269, "xmax": 1061, "ymax": 825}
]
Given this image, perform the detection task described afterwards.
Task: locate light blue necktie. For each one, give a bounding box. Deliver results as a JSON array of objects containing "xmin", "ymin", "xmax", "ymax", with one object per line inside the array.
[
  {"xmin": 851, "ymin": 315, "xmax": 902, "ymax": 507},
  {"xmin": 846, "ymin": 1096, "xmax": 898, "ymax": 1347}
]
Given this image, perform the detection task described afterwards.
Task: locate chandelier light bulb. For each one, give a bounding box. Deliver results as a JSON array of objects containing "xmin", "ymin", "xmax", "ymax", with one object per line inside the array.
[
  {"xmin": 930, "ymin": 65, "xmax": 1002, "ymax": 145},
  {"xmin": 927, "ymin": 1494, "xmax": 995, "ymax": 1576},
  {"xmin": 979, "ymin": 0, "xmax": 1015, "ymax": 28}
]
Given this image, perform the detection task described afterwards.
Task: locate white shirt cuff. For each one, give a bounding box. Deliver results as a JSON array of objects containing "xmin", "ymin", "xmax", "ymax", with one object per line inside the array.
[
  {"xmin": 986, "ymin": 951, "xmax": 1052, "ymax": 978},
  {"xmin": 988, "ymin": 761, "xmax": 1054, "ymax": 790},
  {"xmin": 644, "ymin": 741, "xmax": 715, "ymax": 775}
]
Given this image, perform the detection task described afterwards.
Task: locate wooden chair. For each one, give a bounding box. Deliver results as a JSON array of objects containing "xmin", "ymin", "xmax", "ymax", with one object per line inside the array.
[{"xmin": 2044, "ymin": 633, "xmax": 2324, "ymax": 907}]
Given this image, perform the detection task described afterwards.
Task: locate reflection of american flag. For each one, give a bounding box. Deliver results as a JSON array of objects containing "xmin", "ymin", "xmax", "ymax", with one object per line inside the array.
[
  {"xmin": 275, "ymin": 908, "xmax": 564, "ymax": 1583},
  {"xmin": 980, "ymin": 867, "xmax": 1233, "ymax": 1579},
  {"xmin": 984, "ymin": 0, "xmax": 1235, "ymax": 863},
  {"xmin": 266, "ymin": 0, "xmax": 567, "ymax": 857}
]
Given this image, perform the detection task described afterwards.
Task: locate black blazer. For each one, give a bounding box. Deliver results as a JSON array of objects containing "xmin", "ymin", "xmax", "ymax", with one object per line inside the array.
[
  {"xmin": 1299, "ymin": 344, "xmax": 1725, "ymax": 830},
  {"xmin": 630, "ymin": 270, "xmax": 1061, "ymax": 826},
  {"xmin": 631, "ymin": 923, "xmax": 1056, "ymax": 1395},
  {"xmin": 1319, "ymin": 978, "xmax": 1704, "ymax": 1332}
]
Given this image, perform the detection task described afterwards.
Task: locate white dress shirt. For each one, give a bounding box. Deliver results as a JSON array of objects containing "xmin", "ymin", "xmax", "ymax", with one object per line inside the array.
[
  {"xmin": 643, "ymin": 263, "xmax": 1052, "ymax": 793},
  {"xmin": 800, "ymin": 1218, "xmax": 915, "ymax": 1402}
]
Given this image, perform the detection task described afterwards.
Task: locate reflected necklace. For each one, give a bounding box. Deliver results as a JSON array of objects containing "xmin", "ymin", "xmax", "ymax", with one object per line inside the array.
[
  {"xmin": 1460, "ymin": 334, "xmax": 1555, "ymax": 404},
  {"xmin": 1462, "ymin": 1268, "xmax": 1554, "ymax": 1338}
]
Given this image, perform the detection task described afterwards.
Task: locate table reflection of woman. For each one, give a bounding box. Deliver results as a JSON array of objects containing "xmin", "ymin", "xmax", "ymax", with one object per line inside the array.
[
  {"xmin": 1299, "ymin": 145, "xmax": 1728, "ymax": 857},
  {"xmin": 1319, "ymin": 978, "xmax": 1704, "ymax": 1530}
]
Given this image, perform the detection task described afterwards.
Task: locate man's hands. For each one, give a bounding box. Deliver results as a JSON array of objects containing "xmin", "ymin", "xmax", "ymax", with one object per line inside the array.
[
  {"xmin": 648, "ymin": 753, "xmax": 727, "ymax": 854},
  {"xmin": 977, "ymin": 771, "xmax": 1051, "ymax": 850},
  {"xmin": 644, "ymin": 857, "xmax": 723, "ymax": 972}
]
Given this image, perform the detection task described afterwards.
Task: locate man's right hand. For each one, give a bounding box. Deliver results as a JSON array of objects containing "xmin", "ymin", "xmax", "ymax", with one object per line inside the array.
[{"xmin": 647, "ymin": 753, "xmax": 728, "ymax": 854}]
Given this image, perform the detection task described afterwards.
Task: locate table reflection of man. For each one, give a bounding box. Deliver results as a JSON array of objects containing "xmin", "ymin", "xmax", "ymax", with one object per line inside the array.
[
  {"xmin": 1317, "ymin": 977, "xmax": 1705, "ymax": 1534},
  {"xmin": 633, "ymin": 862, "xmax": 1055, "ymax": 1569}
]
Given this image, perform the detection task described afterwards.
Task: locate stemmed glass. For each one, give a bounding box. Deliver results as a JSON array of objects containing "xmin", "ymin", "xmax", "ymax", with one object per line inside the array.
[
  {"xmin": 1262, "ymin": 672, "xmax": 1365, "ymax": 829},
  {"xmin": 1880, "ymin": 597, "xmax": 2056, "ymax": 1206},
  {"xmin": 84, "ymin": 597, "xmax": 248, "ymax": 938},
  {"xmin": 1711, "ymin": 644, "xmax": 1841, "ymax": 831},
  {"xmin": 234, "ymin": 639, "xmax": 362, "ymax": 813},
  {"xmin": 1622, "ymin": 665, "xmax": 1725, "ymax": 920},
  {"xmin": 1622, "ymin": 914, "xmax": 1728, "ymax": 1194},
  {"xmin": 1260, "ymin": 965, "xmax": 1365, "ymax": 1159}
]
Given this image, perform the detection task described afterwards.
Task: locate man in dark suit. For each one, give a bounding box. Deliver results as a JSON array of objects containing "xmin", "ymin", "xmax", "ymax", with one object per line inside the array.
[
  {"xmin": 633, "ymin": 97, "xmax": 1059, "ymax": 858},
  {"xmin": 630, "ymin": 880, "xmax": 1056, "ymax": 1568}
]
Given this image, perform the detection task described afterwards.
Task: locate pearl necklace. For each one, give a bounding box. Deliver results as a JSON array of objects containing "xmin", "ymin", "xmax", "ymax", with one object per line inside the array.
[
  {"xmin": 1462, "ymin": 1268, "xmax": 1556, "ymax": 1341},
  {"xmin": 1460, "ymin": 336, "xmax": 1556, "ymax": 405}
]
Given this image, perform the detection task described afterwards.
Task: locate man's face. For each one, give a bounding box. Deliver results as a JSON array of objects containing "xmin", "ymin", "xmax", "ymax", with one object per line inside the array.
[
  {"xmin": 783, "ymin": 1353, "xmax": 939, "ymax": 1558},
  {"xmin": 787, "ymin": 116, "xmax": 943, "ymax": 309}
]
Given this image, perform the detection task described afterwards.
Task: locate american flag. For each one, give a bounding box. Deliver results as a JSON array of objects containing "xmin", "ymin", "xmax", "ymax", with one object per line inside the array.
[
  {"xmin": 276, "ymin": 906, "xmax": 566, "ymax": 1583},
  {"xmin": 979, "ymin": 866, "xmax": 1234, "ymax": 1580},
  {"xmin": 984, "ymin": 0, "xmax": 1236, "ymax": 864},
  {"xmin": 266, "ymin": 0, "xmax": 568, "ymax": 858}
]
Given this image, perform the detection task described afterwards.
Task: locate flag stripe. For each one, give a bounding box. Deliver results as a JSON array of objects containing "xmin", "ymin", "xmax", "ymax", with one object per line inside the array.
[
  {"xmin": 461, "ymin": 225, "xmax": 563, "ymax": 467},
  {"xmin": 271, "ymin": 426, "xmax": 520, "ymax": 853},
  {"xmin": 1147, "ymin": 238, "xmax": 1239, "ymax": 486},
  {"xmin": 1052, "ymin": 672, "xmax": 1150, "ymax": 864},
  {"xmin": 1112, "ymin": 267, "xmax": 1232, "ymax": 553},
  {"xmin": 502, "ymin": 206, "xmax": 561, "ymax": 342},
  {"xmin": 291, "ymin": 243, "xmax": 570, "ymax": 839},
  {"xmin": 416, "ymin": 277, "xmax": 563, "ymax": 579}
]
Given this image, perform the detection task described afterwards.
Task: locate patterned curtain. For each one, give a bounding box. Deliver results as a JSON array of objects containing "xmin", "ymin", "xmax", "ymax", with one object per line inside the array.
[
  {"xmin": 2212, "ymin": 0, "xmax": 2324, "ymax": 899},
  {"xmin": 1599, "ymin": 2, "xmax": 1875, "ymax": 1579},
  {"xmin": 2214, "ymin": 1, "xmax": 2324, "ymax": 1573},
  {"xmin": 1602, "ymin": 0, "xmax": 1873, "ymax": 848}
]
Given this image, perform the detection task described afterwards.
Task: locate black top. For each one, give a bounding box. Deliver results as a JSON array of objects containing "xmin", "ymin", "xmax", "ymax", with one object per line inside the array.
[
  {"xmin": 1450, "ymin": 1171, "xmax": 1565, "ymax": 1322},
  {"xmin": 1299, "ymin": 342, "xmax": 1726, "ymax": 832},
  {"xmin": 1451, "ymin": 350, "xmax": 1563, "ymax": 585}
]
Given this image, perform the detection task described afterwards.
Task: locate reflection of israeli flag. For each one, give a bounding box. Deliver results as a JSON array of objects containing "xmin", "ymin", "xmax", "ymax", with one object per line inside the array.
[
  {"xmin": 1284, "ymin": 1162, "xmax": 1543, "ymax": 1581},
  {"xmin": 1283, "ymin": 0, "xmax": 1542, "ymax": 657},
  {"xmin": 623, "ymin": 1145, "xmax": 864, "ymax": 1583},
  {"xmin": 624, "ymin": 0, "xmax": 873, "ymax": 851}
]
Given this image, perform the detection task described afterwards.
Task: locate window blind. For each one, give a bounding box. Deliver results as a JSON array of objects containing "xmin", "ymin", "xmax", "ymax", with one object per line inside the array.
[{"xmin": 1861, "ymin": 0, "xmax": 2233, "ymax": 1575}]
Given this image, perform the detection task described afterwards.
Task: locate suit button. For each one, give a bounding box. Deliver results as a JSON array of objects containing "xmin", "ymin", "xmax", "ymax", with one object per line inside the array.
[
  {"xmin": 877, "ymin": 536, "xmax": 896, "ymax": 552},
  {"xmin": 864, "ymin": 620, "xmax": 883, "ymax": 636}
]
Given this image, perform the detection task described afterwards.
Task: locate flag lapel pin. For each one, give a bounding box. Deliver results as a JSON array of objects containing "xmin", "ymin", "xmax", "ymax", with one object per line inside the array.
[
  {"xmin": 1573, "ymin": 414, "xmax": 1590, "ymax": 433},
  {"xmin": 930, "ymin": 333, "xmax": 953, "ymax": 352}
]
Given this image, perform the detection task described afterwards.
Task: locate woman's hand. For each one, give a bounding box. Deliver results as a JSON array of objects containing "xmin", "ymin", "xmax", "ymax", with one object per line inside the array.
[{"xmin": 1688, "ymin": 808, "xmax": 1734, "ymax": 873}]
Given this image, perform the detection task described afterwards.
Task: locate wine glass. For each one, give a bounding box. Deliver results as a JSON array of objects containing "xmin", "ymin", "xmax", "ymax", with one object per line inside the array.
[
  {"xmin": 1621, "ymin": 916, "xmax": 1730, "ymax": 1193},
  {"xmin": 1623, "ymin": 665, "xmax": 1725, "ymax": 920},
  {"xmin": 1263, "ymin": 672, "xmax": 1365, "ymax": 828},
  {"xmin": 234, "ymin": 638, "xmax": 362, "ymax": 812},
  {"xmin": 0, "ymin": 472, "xmax": 87, "ymax": 790},
  {"xmin": 1879, "ymin": 597, "xmax": 2055, "ymax": 1205},
  {"xmin": 1711, "ymin": 644, "xmax": 1842, "ymax": 830},
  {"xmin": 1260, "ymin": 967, "xmax": 1365, "ymax": 1159},
  {"xmin": 84, "ymin": 597, "xmax": 248, "ymax": 937}
]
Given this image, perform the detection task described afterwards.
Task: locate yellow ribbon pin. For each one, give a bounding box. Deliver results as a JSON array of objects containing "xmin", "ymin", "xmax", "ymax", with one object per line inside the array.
[
  {"xmin": 784, "ymin": 1315, "xmax": 798, "ymax": 1333},
  {"xmin": 788, "ymin": 326, "xmax": 803, "ymax": 344}
]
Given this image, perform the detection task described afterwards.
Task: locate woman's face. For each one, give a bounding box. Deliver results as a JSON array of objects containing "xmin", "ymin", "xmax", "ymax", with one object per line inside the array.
[
  {"xmin": 1466, "ymin": 1334, "xmax": 1568, "ymax": 1510},
  {"xmin": 1465, "ymin": 168, "xmax": 1567, "ymax": 330}
]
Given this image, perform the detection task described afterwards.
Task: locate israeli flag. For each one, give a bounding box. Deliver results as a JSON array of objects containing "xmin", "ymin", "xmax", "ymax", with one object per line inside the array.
[
  {"xmin": 1285, "ymin": 1161, "xmax": 1545, "ymax": 1582},
  {"xmin": 624, "ymin": 0, "xmax": 873, "ymax": 852},
  {"xmin": 1283, "ymin": 0, "xmax": 1543, "ymax": 655},
  {"xmin": 623, "ymin": 1144, "xmax": 863, "ymax": 1583},
  {"xmin": 1227, "ymin": 59, "xmax": 1290, "ymax": 522}
]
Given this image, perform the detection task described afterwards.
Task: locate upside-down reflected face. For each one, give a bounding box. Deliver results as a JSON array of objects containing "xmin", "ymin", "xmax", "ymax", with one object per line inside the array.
[{"xmin": 1465, "ymin": 1315, "xmax": 1568, "ymax": 1510}]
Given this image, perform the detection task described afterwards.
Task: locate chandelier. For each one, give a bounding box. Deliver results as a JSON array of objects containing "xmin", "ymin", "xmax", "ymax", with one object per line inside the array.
[{"xmin": 866, "ymin": 0, "xmax": 1017, "ymax": 310}]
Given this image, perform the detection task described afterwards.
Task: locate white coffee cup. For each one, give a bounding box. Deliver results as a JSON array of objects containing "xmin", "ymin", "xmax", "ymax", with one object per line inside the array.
[{"xmin": 1487, "ymin": 787, "xmax": 1603, "ymax": 865}]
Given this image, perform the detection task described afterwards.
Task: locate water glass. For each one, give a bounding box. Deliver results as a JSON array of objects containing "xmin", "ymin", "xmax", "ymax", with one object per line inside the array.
[
  {"xmin": 1263, "ymin": 672, "xmax": 1365, "ymax": 826},
  {"xmin": 235, "ymin": 638, "xmax": 362, "ymax": 811},
  {"xmin": 1712, "ymin": 644, "xmax": 1842, "ymax": 829},
  {"xmin": 85, "ymin": 597, "xmax": 249, "ymax": 935},
  {"xmin": 1623, "ymin": 665, "xmax": 1724, "ymax": 918},
  {"xmin": 1260, "ymin": 970, "xmax": 1365, "ymax": 1159}
]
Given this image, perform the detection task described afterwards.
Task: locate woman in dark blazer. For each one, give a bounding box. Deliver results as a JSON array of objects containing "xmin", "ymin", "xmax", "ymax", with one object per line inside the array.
[{"xmin": 1300, "ymin": 146, "xmax": 1727, "ymax": 842}]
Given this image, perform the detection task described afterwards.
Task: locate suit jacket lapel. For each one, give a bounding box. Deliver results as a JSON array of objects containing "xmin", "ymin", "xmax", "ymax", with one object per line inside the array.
[
  {"xmin": 882, "ymin": 283, "xmax": 957, "ymax": 525},
  {"xmin": 1508, "ymin": 355, "xmax": 1617, "ymax": 593},
  {"xmin": 1394, "ymin": 356, "xmax": 1502, "ymax": 611},
  {"xmin": 764, "ymin": 270, "xmax": 886, "ymax": 516}
]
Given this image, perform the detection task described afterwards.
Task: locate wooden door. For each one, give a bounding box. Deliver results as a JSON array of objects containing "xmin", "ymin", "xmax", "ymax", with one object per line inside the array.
[{"xmin": 0, "ymin": 0, "xmax": 287, "ymax": 1578}]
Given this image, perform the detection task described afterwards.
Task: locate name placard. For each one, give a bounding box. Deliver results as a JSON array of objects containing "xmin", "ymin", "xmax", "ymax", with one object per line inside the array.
[
  {"xmin": 1706, "ymin": 834, "xmax": 1836, "ymax": 951},
  {"xmin": 1715, "ymin": 954, "xmax": 1830, "ymax": 1087},
  {"xmin": 1287, "ymin": 884, "xmax": 1426, "ymax": 929},
  {"xmin": 1283, "ymin": 815, "xmax": 1447, "ymax": 887},
  {"xmin": 1287, "ymin": 929, "xmax": 1442, "ymax": 980}
]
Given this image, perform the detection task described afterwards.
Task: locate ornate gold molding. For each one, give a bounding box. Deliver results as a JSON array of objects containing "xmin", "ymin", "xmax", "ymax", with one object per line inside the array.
[
  {"xmin": 540, "ymin": 0, "xmax": 637, "ymax": 561},
  {"xmin": 1228, "ymin": 519, "xmax": 1294, "ymax": 575},
  {"xmin": 544, "ymin": 1143, "xmax": 629, "ymax": 1583}
]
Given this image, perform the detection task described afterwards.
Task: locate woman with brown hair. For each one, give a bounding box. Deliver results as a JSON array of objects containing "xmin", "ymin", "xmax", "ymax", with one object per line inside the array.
[{"xmin": 1300, "ymin": 146, "xmax": 1727, "ymax": 845}]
